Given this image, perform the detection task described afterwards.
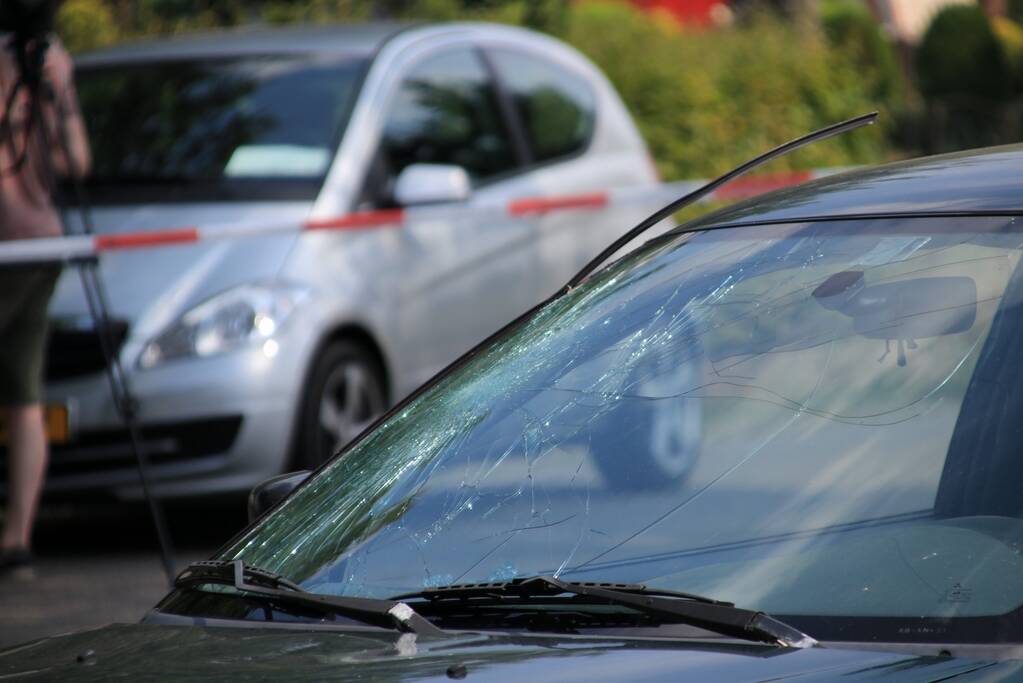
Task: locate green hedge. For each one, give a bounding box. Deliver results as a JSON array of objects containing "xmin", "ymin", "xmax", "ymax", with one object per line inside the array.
[
  {"xmin": 561, "ymin": 2, "xmax": 887, "ymax": 179},
  {"xmin": 912, "ymin": 5, "xmax": 1023, "ymax": 154},
  {"xmin": 820, "ymin": 0, "xmax": 903, "ymax": 111},
  {"xmin": 993, "ymin": 16, "xmax": 1023, "ymax": 93},
  {"xmin": 917, "ymin": 4, "xmax": 1012, "ymax": 101},
  {"xmin": 56, "ymin": 0, "xmax": 119, "ymax": 53}
]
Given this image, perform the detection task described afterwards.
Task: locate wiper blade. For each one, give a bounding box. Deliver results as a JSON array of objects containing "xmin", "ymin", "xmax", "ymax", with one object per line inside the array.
[
  {"xmin": 393, "ymin": 576, "xmax": 816, "ymax": 648},
  {"xmin": 395, "ymin": 578, "xmax": 731, "ymax": 605},
  {"xmin": 175, "ymin": 560, "xmax": 443, "ymax": 636}
]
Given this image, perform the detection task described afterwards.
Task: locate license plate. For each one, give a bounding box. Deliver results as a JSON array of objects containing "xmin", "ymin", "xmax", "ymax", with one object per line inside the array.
[{"xmin": 0, "ymin": 404, "xmax": 71, "ymax": 445}]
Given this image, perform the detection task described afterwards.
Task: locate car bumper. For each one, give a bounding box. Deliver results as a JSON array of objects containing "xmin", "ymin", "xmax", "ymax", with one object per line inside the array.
[{"xmin": 11, "ymin": 341, "xmax": 305, "ymax": 500}]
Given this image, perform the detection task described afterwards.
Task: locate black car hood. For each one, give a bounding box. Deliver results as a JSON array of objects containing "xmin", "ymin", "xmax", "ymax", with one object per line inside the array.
[{"xmin": 0, "ymin": 622, "xmax": 1018, "ymax": 682}]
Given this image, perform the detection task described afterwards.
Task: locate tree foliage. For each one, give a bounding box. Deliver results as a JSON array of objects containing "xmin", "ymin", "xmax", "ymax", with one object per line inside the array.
[
  {"xmin": 55, "ymin": 0, "xmax": 119, "ymax": 53},
  {"xmin": 562, "ymin": 2, "xmax": 885, "ymax": 178},
  {"xmin": 917, "ymin": 4, "xmax": 1012, "ymax": 101},
  {"xmin": 820, "ymin": 0, "xmax": 903, "ymax": 110}
]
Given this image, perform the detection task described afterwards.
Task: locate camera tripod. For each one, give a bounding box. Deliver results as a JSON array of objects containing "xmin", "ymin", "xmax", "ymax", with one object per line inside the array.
[{"xmin": 1, "ymin": 34, "xmax": 177, "ymax": 585}]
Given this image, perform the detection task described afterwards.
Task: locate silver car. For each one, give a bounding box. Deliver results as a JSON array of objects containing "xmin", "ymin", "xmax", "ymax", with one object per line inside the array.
[{"xmin": 34, "ymin": 22, "xmax": 657, "ymax": 499}]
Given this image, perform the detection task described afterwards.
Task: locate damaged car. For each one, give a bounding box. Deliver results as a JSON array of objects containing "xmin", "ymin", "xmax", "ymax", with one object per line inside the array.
[{"xmin": 6, "ymin": 118, "xmax": 1023, "ymax": 680}]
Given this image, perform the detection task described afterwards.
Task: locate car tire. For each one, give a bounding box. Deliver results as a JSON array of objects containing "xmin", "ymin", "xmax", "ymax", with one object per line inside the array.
[
  {"xmin": 590, "ymin": 340, "xmax": 704, "ymax": 490},
  {"xmin": 292, "ymin": 339, "xmax": 388, "ymax": 470}
]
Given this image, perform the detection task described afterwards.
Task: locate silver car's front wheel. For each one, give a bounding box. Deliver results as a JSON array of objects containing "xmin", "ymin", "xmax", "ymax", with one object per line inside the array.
[
  {"xmin": 294, "ymin": 341, "xmax": 387, "ymax": 469},
  {"xmin": 590, "ymin": 337, "xmax": 704, "ymax": 490}
]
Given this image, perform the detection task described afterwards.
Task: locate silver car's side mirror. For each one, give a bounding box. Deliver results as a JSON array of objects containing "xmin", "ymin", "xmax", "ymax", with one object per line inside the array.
[
  {"xmin": 393, "ymin": 163, "xmax": 471, "ymax": 206},
  {"xmin": 247, "ymin": 470, "xmax": 311, "ymax": 523}
]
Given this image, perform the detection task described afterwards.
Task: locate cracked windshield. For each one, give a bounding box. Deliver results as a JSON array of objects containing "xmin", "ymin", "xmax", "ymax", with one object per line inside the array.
[{"xmin": 225, "ymin": 215, "xmax": 1023, "ymax": 625}]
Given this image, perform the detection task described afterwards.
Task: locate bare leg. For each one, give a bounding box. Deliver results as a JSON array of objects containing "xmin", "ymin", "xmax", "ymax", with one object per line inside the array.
[{"xmin": 2, "ymin": 404, "xmax": 48, "ymax": 551}]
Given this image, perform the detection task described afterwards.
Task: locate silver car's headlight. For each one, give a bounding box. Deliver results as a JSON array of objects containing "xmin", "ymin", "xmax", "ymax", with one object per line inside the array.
[{"xmin": 138, "ymin": 282, "xmax": 309, "ymax": 369}]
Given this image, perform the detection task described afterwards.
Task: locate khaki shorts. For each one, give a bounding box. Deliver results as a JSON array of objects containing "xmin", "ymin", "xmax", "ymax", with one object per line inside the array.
[{"xmin": 0, "ymin": 265, "xmax": 61, "ymax": 406}]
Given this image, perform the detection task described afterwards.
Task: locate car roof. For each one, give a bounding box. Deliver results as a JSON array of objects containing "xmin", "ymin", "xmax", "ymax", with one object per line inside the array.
[
  {"xmin": 686, "ymin": 143, "xmax": 1023, "ymax": 231},
  {"xmin": 75, "ymin": 22, "xmax": 418, "ymax": 66}
]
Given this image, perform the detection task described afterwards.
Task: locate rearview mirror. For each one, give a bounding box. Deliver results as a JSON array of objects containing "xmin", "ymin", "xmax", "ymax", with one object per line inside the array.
[
  {"xmin": 813, "ymin": 272, "xmax": 977, "ymax": 340},
  {"xmin": 393, "ymin": 163, "xmax": 471, "ymax": 206},
  {"xmin": 247, "ymin": 470, "xmax": 311, "ymax": 523}
]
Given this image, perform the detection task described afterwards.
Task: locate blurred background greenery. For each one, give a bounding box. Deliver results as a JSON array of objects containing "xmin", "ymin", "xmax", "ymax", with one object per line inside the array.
[{"xmin": 53, "ymin": 0, "xmax": 1023, "ymax": 180}]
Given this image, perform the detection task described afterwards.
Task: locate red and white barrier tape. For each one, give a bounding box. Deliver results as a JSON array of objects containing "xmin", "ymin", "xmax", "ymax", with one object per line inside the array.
[{"xmin": 0, "ymin": 170, "xmax": 842, "ymax": 265}]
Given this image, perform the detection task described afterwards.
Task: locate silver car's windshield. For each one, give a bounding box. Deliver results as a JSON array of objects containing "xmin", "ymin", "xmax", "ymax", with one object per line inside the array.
[
  {"xmin": 221, "ymin": 215, "xmax": 1023, "ymax": 642},
  {"xmin": 75, "ymin": 54, "xmax": 367, "ymax": 204}
]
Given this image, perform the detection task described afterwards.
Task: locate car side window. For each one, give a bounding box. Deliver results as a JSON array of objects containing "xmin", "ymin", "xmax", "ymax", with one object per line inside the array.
[
  {"xmin": 380, "ymin": 48, "xmax": 516, "ymax": 186},
  {"xmin": 487, "ymin": 49, "xmax": 596, "ymax": 164}
]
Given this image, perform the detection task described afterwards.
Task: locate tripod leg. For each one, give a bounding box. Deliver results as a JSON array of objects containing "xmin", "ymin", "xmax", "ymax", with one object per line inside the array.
[
  {"xmin": 30, "ymin": 71, "xmax": 179, "ymax": 585},
  {"xmin": 75, "ymin": 258, "xmax": 178, "ymax": 585}
]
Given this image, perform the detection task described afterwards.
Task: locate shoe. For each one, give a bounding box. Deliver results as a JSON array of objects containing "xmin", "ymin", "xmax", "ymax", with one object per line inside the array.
[{"xmin": 0, "ymin": 547, "xmax": 35, "ymax": 580}]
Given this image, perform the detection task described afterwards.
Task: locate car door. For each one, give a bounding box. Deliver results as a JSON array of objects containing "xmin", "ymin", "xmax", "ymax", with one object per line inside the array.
[
  {"xmin": 367, "ymin": 46, "xmax": 541, "ymax": 387},
  {"xmin": 484, "ymin": 47, "xmax": 645, "ymax": 296}
]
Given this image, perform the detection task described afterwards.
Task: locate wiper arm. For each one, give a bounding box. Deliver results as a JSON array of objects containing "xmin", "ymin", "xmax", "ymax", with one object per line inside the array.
[
  {"xmin": 175, "ymin": 560, "xmax": 444, "ymax": 636},
  {"xmin": 564, "ymin": 112, "xmax": 878, "ymax": 290},
  {"xmin": 392, "ymin": 576, "xmax": 816, "ymax": 648}
]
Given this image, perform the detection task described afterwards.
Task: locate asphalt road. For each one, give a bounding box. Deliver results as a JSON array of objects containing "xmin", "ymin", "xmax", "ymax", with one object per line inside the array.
[{"xmin": 0, "ymin": 497, "xmax": 249, "ymax": 649}]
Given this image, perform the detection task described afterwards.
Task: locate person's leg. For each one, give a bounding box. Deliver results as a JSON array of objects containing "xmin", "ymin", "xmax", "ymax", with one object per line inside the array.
[
  {"xmin": 2, "ymin": 404, "xmax": 48, "ymax": 551},
  {"xmin": 0, "ymin": 265, "xmax": 61, "ymax": 561}
]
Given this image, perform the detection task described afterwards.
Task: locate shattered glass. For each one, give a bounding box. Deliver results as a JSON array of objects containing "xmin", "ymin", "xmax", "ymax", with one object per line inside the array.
[{"xmin": 223, "ymin": 215, "xmax": 1023, "ymax": 625}]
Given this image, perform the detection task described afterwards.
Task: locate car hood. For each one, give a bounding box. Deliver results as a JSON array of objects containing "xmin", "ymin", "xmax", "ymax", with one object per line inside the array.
[
  {"xmin": 49, "ymin": 202, "xmax": 310, "ymax": 337},
  {"xmin": 0, "ymin": 623, "xmax": 1016, "ymax": 682}
]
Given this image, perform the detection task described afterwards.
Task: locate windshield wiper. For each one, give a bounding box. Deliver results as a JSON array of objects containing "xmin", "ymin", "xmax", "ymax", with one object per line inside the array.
[
  {"xmin": 175, "ymin": 560, "xmax": 443, "ymax": 636},
  {"xmin": 392, "ymin": 576, "xmax": 816, "ymax": 648},
  {"xmin": 564, "ymin": 112, "xmax": 877, "ymax": 289}
]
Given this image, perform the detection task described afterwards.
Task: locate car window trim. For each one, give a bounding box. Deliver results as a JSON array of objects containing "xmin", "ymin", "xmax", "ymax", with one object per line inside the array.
[
  {"xmin": 675, "ymin": 209, "xmax": 1023, "ymax": 237},
  {"xmin": 477, "ymin": 46, "xmax": 533, "ymax": 168},
  {"xmin": 480, "ymin": 43, "xmax": 599, "ymax": 172},
  {"xmin": 324, "ymin": 55, "xmax": 376, "ymax": 185}
]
